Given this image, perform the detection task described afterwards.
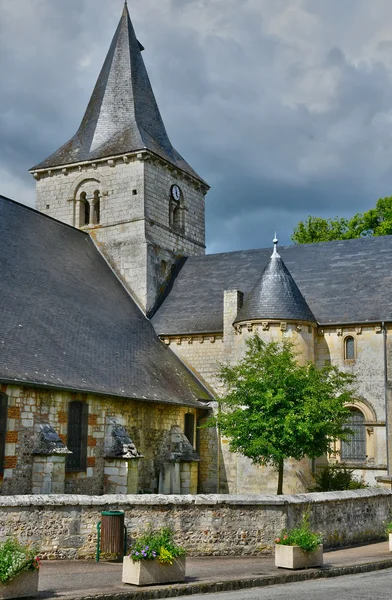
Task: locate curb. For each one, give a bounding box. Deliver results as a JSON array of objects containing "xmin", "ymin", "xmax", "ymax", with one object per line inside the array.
[{"xmin": 48, "ymin": 558, "xmax": 392, "ymax": 600}]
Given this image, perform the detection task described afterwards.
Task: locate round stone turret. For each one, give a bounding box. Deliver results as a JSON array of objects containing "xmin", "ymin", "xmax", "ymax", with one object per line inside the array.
[{"xmin": 234, "ymin": 237, "xmax": 316, "ymax": 326}]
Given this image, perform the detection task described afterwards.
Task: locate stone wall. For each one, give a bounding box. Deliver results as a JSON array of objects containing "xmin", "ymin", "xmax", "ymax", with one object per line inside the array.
[
  {"xmin": 163, "ymin": 319, "xmax": 390, "ymax": 492},
  {"xmin": 34, "ymin": 151, "xmax": 207, "ymax": 313},
  {"xmin": 0, "ymin": 489, "xmax": 389, "ymax": 559},
  {"xmin": 315, "ymin": 324, "xmax": 388, "ymax": 485},
  {"xmin": 0, "ymin": 385, "xmax": 207, "ymax": 496}
]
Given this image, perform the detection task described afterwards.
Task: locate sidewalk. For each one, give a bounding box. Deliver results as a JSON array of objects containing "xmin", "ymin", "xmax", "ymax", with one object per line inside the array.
[{"xmin": 37, "ymin": 541, "xmax": 392, "ymax": 600}]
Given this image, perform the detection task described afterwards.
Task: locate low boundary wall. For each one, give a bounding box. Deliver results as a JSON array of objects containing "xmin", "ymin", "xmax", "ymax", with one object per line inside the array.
[{"xmin": 0, "ymin": 488, "xmax": 390, "ymax": 559}]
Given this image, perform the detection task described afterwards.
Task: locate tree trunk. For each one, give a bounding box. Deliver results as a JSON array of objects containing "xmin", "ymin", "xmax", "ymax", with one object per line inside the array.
[{"xmin": 277, "ymin": 459, "xmax": 284, "ymax": 495}]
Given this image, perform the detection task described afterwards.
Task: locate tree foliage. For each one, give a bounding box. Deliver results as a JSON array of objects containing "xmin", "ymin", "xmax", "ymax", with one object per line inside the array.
[
  {"xmin": 206, "ymin": 336, "xmax": 356, "ymax": 494},
  {"xmin": 292, "ymin": 196, "xmax": 392, "ymax": 244}
]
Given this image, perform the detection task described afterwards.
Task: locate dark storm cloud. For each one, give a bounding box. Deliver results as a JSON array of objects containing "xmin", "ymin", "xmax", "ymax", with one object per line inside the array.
[{"xmin": 2, "ymin": 0, "xmax": 392, "ymax": 251}]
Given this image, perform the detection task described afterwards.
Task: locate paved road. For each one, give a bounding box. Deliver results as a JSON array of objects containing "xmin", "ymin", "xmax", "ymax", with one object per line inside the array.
[{"xmin": 175, "ymin": 569, "xmax": 392, "ymax": 600}]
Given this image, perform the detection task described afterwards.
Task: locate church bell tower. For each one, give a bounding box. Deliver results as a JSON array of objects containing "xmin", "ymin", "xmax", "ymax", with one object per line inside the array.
[{"xmin": 30, "ymin": 3, "xmax": 209, "ymax": 314}]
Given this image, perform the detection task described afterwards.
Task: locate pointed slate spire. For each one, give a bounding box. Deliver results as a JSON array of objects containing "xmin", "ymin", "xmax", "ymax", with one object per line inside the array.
[
  {"xmin": 234, "ymin": 236, "xmax": 316, "ymax": 324},
  {"xmin": 32, "ymin": 5, "xmax": 203, "ymax": 182}
]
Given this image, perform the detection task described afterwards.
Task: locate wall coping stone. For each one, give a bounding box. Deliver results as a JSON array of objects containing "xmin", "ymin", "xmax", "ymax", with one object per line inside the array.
[{"xmin": 0, "ymin": 488, "xmax": 389, "ymax": 508}]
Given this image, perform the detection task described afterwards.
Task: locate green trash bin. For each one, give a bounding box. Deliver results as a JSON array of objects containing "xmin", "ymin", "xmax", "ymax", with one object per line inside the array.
[{"xmin": 96, "ymin": 511, "xmax": 127, "ymax": 562}]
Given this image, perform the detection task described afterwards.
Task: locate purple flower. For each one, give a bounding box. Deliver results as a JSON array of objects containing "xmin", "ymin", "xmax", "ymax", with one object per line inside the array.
[
  {"xmin": 135, "ymin": 552, "xmax": 139, "ymax": 556},
  {"xmin": 145, "ymin": 546, "xmax": 149, "ymax": 551}
]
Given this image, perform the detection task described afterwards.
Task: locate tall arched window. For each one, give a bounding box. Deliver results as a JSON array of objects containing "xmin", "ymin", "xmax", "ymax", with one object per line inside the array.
[
  {"xmin": 92, "ymin": 190, "xmax": 100, "ymax": 225},
  {"xmin": 0, "ymin": 394, "xmax": 8, "ymax": 475},
  {"xmin": 341, "ymin": 409, "xmax": 366, "ymax": 462},
  {"xmin": 65, "ymin": 401, "xmax": 89, "ymax": 472},
  {"xmin": 345, "ymin": 336, "xmax": 355, "ymax": 360}
]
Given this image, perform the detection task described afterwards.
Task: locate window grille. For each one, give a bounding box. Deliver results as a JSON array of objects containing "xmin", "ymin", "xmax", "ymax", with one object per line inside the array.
[
  {"xmin": 341, "ymin": 409, "xmax": 366, "ymax": 462},
  {"xmin": 0, "ymin": 394, "xmax": 8, "ymax": 475},
  {"xmin": 345, "ymin": 336, "xmax": 355, "ymax": 360},
  {"xmin": 65, "ymin": 401, "xmax": 88, "ymax": 472},
  {"xmin": 184, "ymin": 413, "xmax": 195, "ymax": 447}
]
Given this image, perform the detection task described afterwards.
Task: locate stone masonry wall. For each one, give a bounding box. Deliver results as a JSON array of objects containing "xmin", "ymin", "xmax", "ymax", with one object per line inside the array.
[
  {"xmin": 165, "ymin": 329, "xmax": 315, "ymax": 495},
  {"xmin": 0, "ymin": 489, "xmax": 389, "ymax": 559},
  {"xmin": 164, "ymin": 320, "xmax": 389, "ymax": 493},
  {"xmin": 315, "ymin": 325, "xmax": 387, "ymax": 485},
  {"xmin": 0, "ymin": 385, "xmax": 206, "ymax": 496},
  {"xmin": 34, "ymin": 152, "xmax": 207, "ymax": 313}
]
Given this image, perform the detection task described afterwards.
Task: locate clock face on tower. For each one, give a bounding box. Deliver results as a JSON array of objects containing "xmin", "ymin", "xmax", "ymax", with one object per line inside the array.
[{"xmin": 171, "ymin": 185, "xmax": 181, "ymax": 202}]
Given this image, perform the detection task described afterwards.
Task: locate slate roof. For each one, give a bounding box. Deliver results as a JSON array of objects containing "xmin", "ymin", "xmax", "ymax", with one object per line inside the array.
[
  {"xmin": 31, "ymin": 5, "xmax": 205, "ymax": 184},
  {"xmin": 0, "ymin": 195, "xmax": 211, "ymax": 406},
  {"xmin": 151, "ymin": 236, "xmax": 392, "ymax": 335},
  {"xmin": 234, "ymin": 243, "xmax": 316, "ymax": 324}
]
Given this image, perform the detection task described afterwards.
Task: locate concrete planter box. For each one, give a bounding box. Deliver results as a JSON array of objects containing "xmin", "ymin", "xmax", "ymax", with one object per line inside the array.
[
  {"xmin": 275, "ymin": 544, "xmax": 323, "ymax": 570},
  {"xmin": 122, "ymin": 556, "xmax": 186, "ymax": 586},
  {"xmin": 389, "ymin": 533, "xmax": 392, "ymax": 552},
  {"xmin": 0, "ymin": 570, "xmax": 39, "ymax": 599}
]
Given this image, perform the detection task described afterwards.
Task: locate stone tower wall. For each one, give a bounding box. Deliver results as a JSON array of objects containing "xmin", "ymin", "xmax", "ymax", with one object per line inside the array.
[{"xmin": 34, "ymin": 153, "xmax": 206, "ymax": 313}]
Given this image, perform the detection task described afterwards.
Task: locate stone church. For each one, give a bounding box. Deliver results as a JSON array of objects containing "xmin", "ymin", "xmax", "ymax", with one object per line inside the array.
[{"xmin": 0, "ymin": 3, "xmax": 391, "ymax": 496}]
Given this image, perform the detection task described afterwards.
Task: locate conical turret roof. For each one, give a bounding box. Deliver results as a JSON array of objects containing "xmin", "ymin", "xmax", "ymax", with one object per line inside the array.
[
  {"xmin": 234, "ymin": 238, "xmax": 316, "ymax": 324},
  {"xmin": 32, "ymin": 4, "xmax": 204, "ymax": 182}
]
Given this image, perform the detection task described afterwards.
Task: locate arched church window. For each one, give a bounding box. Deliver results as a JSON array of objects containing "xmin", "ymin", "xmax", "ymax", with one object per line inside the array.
[
  {"xmin": 65, "ymin": 401, "xmax": 89, "ymax": 472},
  {"xmin": 0, "ymin": 394, "xmax": 8, "ymax": 475},
  {"xmin": 92, "ymin": 191, "xmax": 100, "ymax": 225},
  {"xmin": 341, "ymin": 409, "xmax": 366, "ymax": 462},
  {"xmin": 345, "ymin": 336, "xmax": 355, "ymax": 360}
]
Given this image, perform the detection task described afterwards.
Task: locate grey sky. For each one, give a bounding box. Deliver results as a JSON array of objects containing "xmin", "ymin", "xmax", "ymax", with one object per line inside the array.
[{"xmin": 2, "ymin": 0, "xmax": 392, "ymax": 252}]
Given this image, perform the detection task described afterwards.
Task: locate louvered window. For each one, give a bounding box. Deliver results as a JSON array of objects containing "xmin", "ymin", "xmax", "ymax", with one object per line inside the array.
[
  {"xmin": 341, "ymin": 409, "xmax": 366, "ymax": 462},
  {"xmin": 184, "ymin": 413, "xmax": 195, "ymax": 447},
  {"xmin": 65, "ymin": 401, "xmax": 88, "ymax": 472},
  {"xmin": 0, "ymin": 394, "xmax": 7, "ymax": 475}
]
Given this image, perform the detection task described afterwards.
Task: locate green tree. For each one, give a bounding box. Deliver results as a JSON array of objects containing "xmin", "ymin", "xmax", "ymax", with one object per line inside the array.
[
  {"xmin": 291, "ymin": 196, "xmax": 392, "ymax": 244},
  {"xmin": 206, "ymin": 336, "xmax": 355, "ymax": 495}
]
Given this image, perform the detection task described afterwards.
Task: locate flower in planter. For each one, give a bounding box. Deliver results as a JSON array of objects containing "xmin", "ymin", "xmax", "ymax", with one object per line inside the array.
[
  {"xmin": 128, "ymin": 528, "xmax": 186, "ymax": 565},
  {"xmin": 275, "ymin": 513, "xmax": 322, "ymax": 553},
  {"xmin": 0, "ymin": 540, "xmax": 40, "ymax": 584}
]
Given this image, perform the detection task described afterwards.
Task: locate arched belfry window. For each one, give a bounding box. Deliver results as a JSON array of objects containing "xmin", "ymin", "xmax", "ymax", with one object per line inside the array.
[
  {"xmin": 65, "ymin": 401, "xmax": 89, "ymax": 472},
  {"xmin": 341, "ymin": 409, "xmax": 366, "ymax": 462},
  {"xmin": 345, "ymin": 336, "xmax": 355, "ymax": 360},
  {"xmin": 92, "ymin": 190, "xmax": 100, "ymax": 225},
  {"xmin": 80, "ymin": 192, "xmax": 90, "ymax": 227},
  {"xmin": 0, "ymin": 394, "xmax": 8, "ymax": 475}
]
